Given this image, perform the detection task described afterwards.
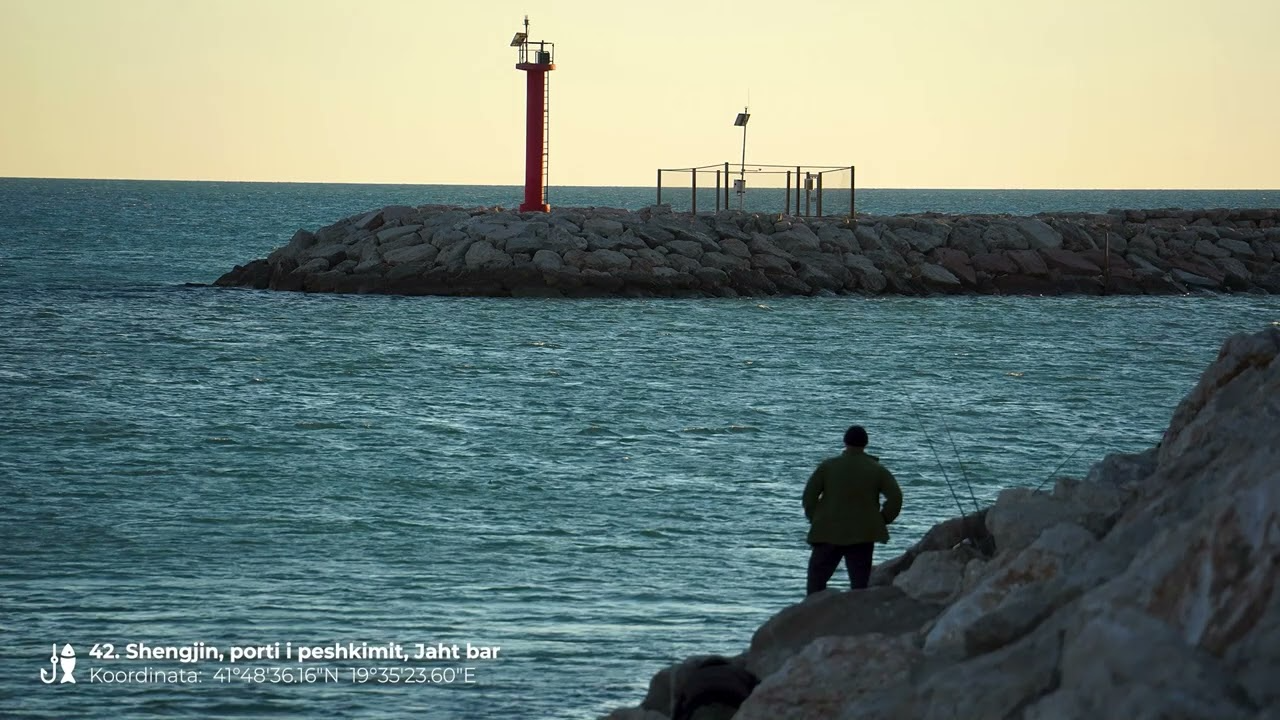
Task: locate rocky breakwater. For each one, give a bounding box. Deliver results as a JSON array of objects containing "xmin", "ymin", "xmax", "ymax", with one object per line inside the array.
[
  {"xmin": 601, "ymin": 325, "xmax": 1280, "ymax": 720},
  {"xmin": 215, "ymin": 205, "xmax": 1280, "ymax": 297}
]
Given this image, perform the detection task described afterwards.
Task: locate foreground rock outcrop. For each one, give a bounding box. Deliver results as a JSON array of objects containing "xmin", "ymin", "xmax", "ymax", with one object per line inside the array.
[
  {"xmin": 216, "ymin": 205, "xmax": 1280, "ymax": 297},
  {"xmin": 600, "ymin": 326, "xmax": 1280, "ymax": 719}
]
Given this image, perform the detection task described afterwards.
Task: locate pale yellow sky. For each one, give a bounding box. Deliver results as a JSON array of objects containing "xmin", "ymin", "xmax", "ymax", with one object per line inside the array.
[{"xmin": 1, "ymin": 0, "xmax": 1277, "ymax": 188}]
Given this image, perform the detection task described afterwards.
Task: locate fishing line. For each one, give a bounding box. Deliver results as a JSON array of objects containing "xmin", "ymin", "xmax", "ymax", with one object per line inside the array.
[
  {"xmin": 908, "ymin": 395, "xmax": 968, "ymax": 519},
  {"xmin": 942, "ymin": 420, "xmax": 982, "ymax": 515},
  {"xmin": 1034, "ymin": 428, "xmax": 1103, "ymax": 492}
]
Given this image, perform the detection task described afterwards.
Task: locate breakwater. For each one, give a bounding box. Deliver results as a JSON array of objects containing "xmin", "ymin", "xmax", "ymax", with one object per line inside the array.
[{"xmin": 215, "ymin": 205, "xmax": 1280, "ymax": 296}]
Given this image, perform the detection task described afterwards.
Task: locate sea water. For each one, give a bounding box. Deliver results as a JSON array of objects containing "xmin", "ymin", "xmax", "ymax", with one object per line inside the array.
[{"xmin": 1, "ymin": 179, "xmax": 1278, "ymax": 718}]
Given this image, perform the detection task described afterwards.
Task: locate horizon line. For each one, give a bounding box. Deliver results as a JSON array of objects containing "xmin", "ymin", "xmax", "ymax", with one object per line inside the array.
[{"xmin": 2, "ymin": 176, "xmax": 1278, "ymax": 193}]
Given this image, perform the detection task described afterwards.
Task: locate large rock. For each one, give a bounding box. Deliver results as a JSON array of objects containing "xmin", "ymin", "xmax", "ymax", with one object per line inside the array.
[
  {"xmin": 583, "ymin": 217, "xmax": 624, "ymax": 236},
  {"xmin": 1040, "ymin": 248, "xmax": 1101, "ymax": 276},
  {"xmin": 376, "ymin": 224, "xmax": 422, "ymax": 243},
  {"xmin": 844, "ymin": 254, "xmax": 887, "ymax": 293},
  {"xmin": 1023, "ymin": 607, "xmax": 1257, "ymax": 720},
  {"xmin": 917, "ymin": 263, "xmax": 962, "ymax": 289},
  {"xmin": 772, "ymin": 226, "xmax": 822, "ymax": 254},
  {"xmin": 930, "ymin": 248, "xmax": 977, "ymax": 286},
  {"xmin": 383, "ymin": 244, "xmax": 439, "ymax": 266},
  {"xmin": 970, "ymin": 252, "xmax": 1019, "ymax": 275},
  {"xmin": 532, "ymin": 249, "xmax": 562, "ymax": 271},
  {"xmin": 745, "ymin": 587, "xmax": 942, "ymax": 680},
  {"xmin": 892, "ymin": 548, "xmax": 969, "ymax": 603},
  {"xmin": 1007, "ymin": 249, "xmax": 1048, "ymax": 276},
  {"xmin": 464, "ymin": 241, "xmax": 513, "ymax": 270},
  {"xmin": 734, "ymin": 634, "xmax": 922, "ymax": 720},
  {"xmin": 923, "ymin": 522, "xmax": 1097, "ymax": 655},
  {"xmin": 983, "ymin": 223, "xmax": 1030, "ymax": 251},
  {"xmin": 897, "ymin": 228, "xmax": 945, "ymax": 254},
  {"xmin": 584, "ymin": 249, "xmax": 632, "ymax": 273},
  {"xmin": 985, "ymin": 487, "xmax": 1098, "ymax": 554},
  {"xmin": 1015, "ymin": 218, "xmax": 1063, "ymax": 250}
]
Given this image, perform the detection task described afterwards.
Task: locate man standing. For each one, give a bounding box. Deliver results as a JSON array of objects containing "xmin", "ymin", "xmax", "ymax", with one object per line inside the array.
[{"xmin": 802, "ymin": 425, "xmax": 902, "ymax": 594}]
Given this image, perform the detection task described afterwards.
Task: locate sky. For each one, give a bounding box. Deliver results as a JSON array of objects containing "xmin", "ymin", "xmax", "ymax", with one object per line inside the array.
[{"xmin": 1, "ymin": 0, "xmax": 1277, "ymax": 189}]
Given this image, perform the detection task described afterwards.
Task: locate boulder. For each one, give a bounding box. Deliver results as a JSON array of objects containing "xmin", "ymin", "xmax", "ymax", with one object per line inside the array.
[
  {"xmin": 295, "ymin": 257, "xmax": 329, "ymax": 274},
  {"xmin": 985, "ymin": 487, "xmax": 1098, "ymax": 555},
  {"xmin": 590, "ymin": 231, "xmax": 648, "ymax": 252},
  {"xmin": 983, "ymin": 223, "xmax": 1030, "ymax": 251},
  {"xmin": 771, "ymin": 226, "xmax": 822, "ymax": 254},
  {"xmin": 584, "ymin": 249, "xmax": 632, "ymax": 273},
  {"xmin": 892, "ymin": 548, "xmax": 969, "ymax": 603},
  {"xmin": 923, "ymin": 522, "xmax": 1097, "ymax": 655},
  {"xmin": 917, "ymin": 263, "xmax": 962, "ymax": 290},
  {"xmin": 639, "ymin": 655, "xmax": 757, "ymax": 720},
  {"xmin": 267, "ymin": 229, "xmax": 318, "ymax": 264},
  {"xmin": 214, "ymin": 259, "xmax": 272, "ymax": 289},
  {"xmin": 532, "ymin": 249, "xmax": 562, "ymax": 271},
  {"xmin": 1213, "ymin": 256, "xmax": 1252, "ymax": 290},
  {"xmin": 854, "ymin": 224, "xmax": 884, "ymax": 252},
  {"xmin": 353, "ymin": 210, "xmax": 384, "ymax": 231},
  {"xmin": 1171, "ymin": 268, "xmax": 1219, "ymax": 289},
  {"xmin": 751, "ymin": 253, "xmax": 794, "ymax": 276},
  {"xmin": 930, "ymin": 248, "xmax": 977, "ymax": 286},
  {"xmin": 668, "ymin": 240, "xmax": 705, "ymax": 259},
  {"xmin": 303, "ymin": 243, "xmax": 350, "ymax": 266},
  {"xmin": 844, "ymin": 254, "xmax": 888, "ymax": 294},
  {"xmin": 720, "ymin": 237, "xmax": 752, "ymax": 258},
  {"xmin": 1007, "ymin": 249, "xmax": 1049, "ymax": 276},
  {"xmin": 897, "ymin": 228, "xmax": 946, "ymax": 254},
  {"xmin": 464, "ymin": 241, "xmax": 513, "ymax": 270},
  {"xmin": 1026, "ymin": 607, "xmax": 1258, "ymax": 720},
  {"xmin": 699, "ymin": 251, "xmax": 750, "ymax": 273},
  {"xmin": 1015, "ymin": 218, "xmax": 1063, "ymax": 250},
  {"xmin": 745, "ymin": 587, "xmax": 941, "ymax": 679},
  {"xmin": 383, "ymin": 244, "xmax": 439, "ymax": 266},
  {"xmin": 947, "ymin": 223, "xmax": 988, "ymax": 256},
  {"xmin": 376, "ymin": 224, "xmax": 423, "ymax": 243},
  {"xmin": 970, "ymin": 252, "xmax": 1019, "ymax": 276},
  {"xmin": 734, "ymin": 634, "xmax": 921, "ymax": 720},
  {"xmin": 1040, "ymin": 248, "xmax": 1101, "ymax": 276},
  {"xmin": 908, "ymin": 618, "xmax": 1065, "ymax": 720},
  {"xmin": 1194, "ymin": 239, "xmax": 1232, "ymax": 259},
  {"xmin": 583, "ymin": 217, "xmax": 624, "ymax": 236}
]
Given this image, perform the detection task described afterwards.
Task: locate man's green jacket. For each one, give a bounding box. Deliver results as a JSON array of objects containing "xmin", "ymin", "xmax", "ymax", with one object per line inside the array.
[{"xmin": 803, "ymin": 448, "xmax": 902, "ymax": 545}]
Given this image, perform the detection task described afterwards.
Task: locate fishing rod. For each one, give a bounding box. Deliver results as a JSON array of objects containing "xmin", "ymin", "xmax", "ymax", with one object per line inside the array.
[
  {"xmin": 1034, "ymin": 427, "xmax": 1103, "ymax": 492},
  {"xmin": 907, "ymin": 394, "xmax": 968, "ymax": 519},
  {"xmin": 942, "ymin": 420, "xmax": 982, "ymax": 515}
]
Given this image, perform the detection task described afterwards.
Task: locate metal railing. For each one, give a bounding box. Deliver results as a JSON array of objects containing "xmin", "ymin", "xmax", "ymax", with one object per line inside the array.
[{"xmin": 656, "ymin": 163, "xmax": 856, "ymax": 217}]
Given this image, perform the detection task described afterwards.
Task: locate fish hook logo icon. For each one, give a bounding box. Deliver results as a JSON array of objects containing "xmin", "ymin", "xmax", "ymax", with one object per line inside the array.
[{"xmin": 40, "ymin": 644, "xmax": 76, "ymax": 684}]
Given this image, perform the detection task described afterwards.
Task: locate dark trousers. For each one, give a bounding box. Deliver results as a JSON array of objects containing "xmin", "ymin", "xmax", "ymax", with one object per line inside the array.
[{"xmin": 807, "ymin": 542, "xmax": 874, "ymax": 595}]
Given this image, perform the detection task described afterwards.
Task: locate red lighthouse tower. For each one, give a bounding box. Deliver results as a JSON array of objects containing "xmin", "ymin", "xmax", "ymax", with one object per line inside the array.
[{"xmin": 512, "ymin": 17, "xmax": 555, "ymax": 213}]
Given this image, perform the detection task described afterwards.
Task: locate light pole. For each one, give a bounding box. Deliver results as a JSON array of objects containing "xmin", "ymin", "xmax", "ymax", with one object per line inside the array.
[{"xmin": 733, "ymin": 106, "xmax": 750, "ymax": 210}]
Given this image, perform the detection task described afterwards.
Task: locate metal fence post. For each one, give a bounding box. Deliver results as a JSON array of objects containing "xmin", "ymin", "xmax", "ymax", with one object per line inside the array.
[
  {"xmin": 692, "ymin": 168, "xmax": 697, "ymax": 215},
  {"xmin": 795, "ymin": 166, "xmax": 801, "ymax": 215},
  {"xmin": 850, "ymin": 166, "xmax": 856, "ymax": 218}
]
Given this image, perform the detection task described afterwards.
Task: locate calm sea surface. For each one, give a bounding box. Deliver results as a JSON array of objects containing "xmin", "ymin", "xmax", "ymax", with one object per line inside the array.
[{"xmin": 2, "ymin": 179, "xmax": 1278, "ymax": 718}]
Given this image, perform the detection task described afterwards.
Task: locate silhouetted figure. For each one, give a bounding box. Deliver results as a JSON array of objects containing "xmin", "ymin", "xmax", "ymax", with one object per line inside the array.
[{"xmin": 803, "ymin": 425, "xmax": 903, "ymax": 594}]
